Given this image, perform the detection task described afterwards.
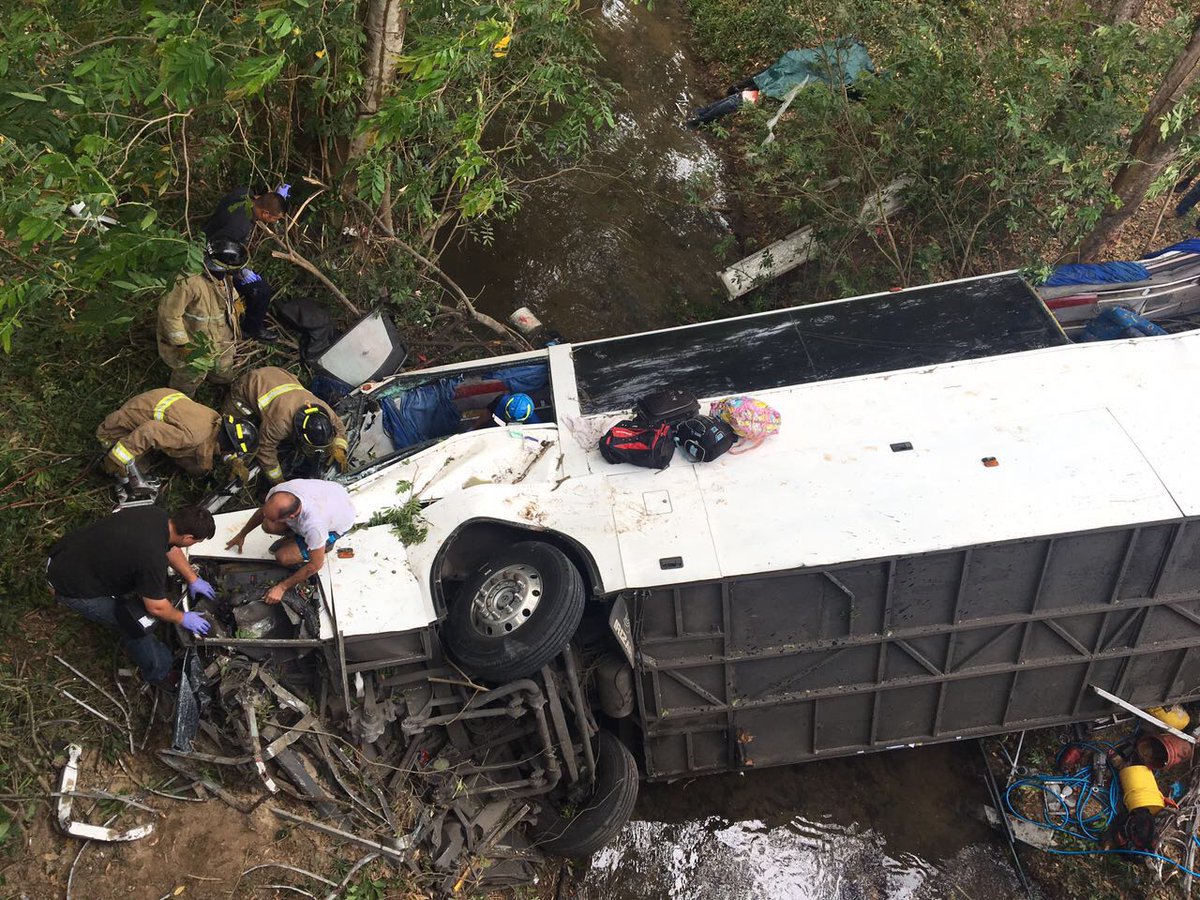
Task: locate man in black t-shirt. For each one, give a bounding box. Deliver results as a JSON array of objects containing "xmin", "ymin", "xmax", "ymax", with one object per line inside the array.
[
  {"xmin": 202, "ymin": 186, "xmax": 289, "ymax": 341},
  {"xmin": 47, "ymin": 506, "xmax": 217, "ymax": 683}
]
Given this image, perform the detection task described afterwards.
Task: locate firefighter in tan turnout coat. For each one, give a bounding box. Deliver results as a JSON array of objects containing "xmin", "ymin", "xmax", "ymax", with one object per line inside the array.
[
  {"xmin": 157, "ymin": 240, "xmax": 246, "ymax": 395},
  {"xmin": 97, "ymin": 388, "xmax": 258, "ymax": 495},
  {"xmin": 229, "ymin": 366, "xmax": 349, "ymax": 484}
]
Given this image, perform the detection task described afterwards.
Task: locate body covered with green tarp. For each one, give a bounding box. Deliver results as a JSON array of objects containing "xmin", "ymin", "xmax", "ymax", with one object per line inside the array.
[{"xmin": 753, "ymin": 39, "xmax": 875, "ymax": 100}]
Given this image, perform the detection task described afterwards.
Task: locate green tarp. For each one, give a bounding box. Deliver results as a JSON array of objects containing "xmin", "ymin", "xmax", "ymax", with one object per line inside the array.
[{"xmin": 752, "ymin": 39, "xmax": 875, "ymax": 101}]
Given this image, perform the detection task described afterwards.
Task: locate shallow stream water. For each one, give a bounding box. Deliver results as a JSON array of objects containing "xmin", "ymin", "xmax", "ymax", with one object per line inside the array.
[
  {"xmin": 444, "ymin": 2, "xmax": 1033, "ymax": 896},
  {"xmin": 582, "ymin": 744, "xmax": 1031, "ymax": 899},
  {"xmin": 441, "ymin": 0, "xmax": 737, "ymax": 341}
]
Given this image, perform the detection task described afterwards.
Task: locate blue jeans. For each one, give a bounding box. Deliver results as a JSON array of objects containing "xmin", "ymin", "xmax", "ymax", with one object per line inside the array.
[
  {"xmin": 55, "ymin": 594, "xmax": 173, "ymax": 683},
  {"xmin": 234, "ymin": 274, "xmax": 273, "ymax": 336},
  {"xmin": 295, "ymin": 531, "xmax": 340, "ymax": 562}
]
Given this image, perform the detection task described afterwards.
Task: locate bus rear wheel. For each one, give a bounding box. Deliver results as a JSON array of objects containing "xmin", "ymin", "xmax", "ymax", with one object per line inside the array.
[{"xmin": 532, "ymin": 731, "xmax": 639, "ymax": 858}]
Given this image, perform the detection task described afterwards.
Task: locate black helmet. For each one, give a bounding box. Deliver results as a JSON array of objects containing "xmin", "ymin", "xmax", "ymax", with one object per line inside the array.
[
  {"xmin": 204, "ymin": 239, "xmax": 248, "ymax": 274},
  {"xmin": 218, "ymin": 414, "xmax": 258, "ymax": 456},
  {"xmin": 292, "ymin": 405, "xmax": 334, "ymax": 450}
]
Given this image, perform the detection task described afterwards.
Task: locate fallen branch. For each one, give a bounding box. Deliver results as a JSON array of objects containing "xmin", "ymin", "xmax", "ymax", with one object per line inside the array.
[
  {"xmin": 59, "ymin": 690, "xmax": 126, "ymax": 739},
  {"xmin": 388, "ymin": 233, "xmax": 527, "ymax": 346},
  {"xmin": 54, "ymin": 656, "xmax": 133, "ymax": 753},
  {"xmin": 355, "ymin": 200, "xmax": 531, "ymax": 349},
  {"xmin": 267, "ymin": 245, "xmax": 361, "ymax": 317},
  {"xmin": 324, "ymin": 853, "xmax": 379, "ymax": 900}
]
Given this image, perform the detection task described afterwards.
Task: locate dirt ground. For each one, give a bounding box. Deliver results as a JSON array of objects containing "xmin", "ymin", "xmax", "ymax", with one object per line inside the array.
[{"xmin": 0, "ymin": 745, "xmax": 409, "ymax": 900}]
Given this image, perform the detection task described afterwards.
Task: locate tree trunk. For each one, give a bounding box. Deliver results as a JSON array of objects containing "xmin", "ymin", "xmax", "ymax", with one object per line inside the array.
[
  {"xmin": 348, "ymin": 0, "xmax": 407, "ymax": 162},
  {"xmin": 1076, "ymin": 17, "xmax": 1200, "ymax": 261},
  {"xmin": 1139, "ymin": 16, "xmax": 1200, "ymax": 129}
]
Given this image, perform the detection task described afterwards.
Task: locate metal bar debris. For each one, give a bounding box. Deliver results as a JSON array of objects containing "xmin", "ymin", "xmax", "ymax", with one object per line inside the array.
[
  {"xmin": 244, "ymin": 700, "xmax": 280, "ymax": 794},
  {"xmin": 562, "ymin": 645, "xmax": 596, "ymax": 781},
  {"xmin": 1090, "ymin": 684, "xmax": 1197, "ymax": 744},
  {"xmin": 160, "ymin": 748, "xmax": 255, "ymax": 766},
  {"xmin": 262, "ymin": 713, "xmax": 316, "ymax": 761},
  {"xmin": 156, "ymin": 751, "xmax": 263, "ymax": 814},
  {"xmin": 270, "ymin": 807, "xmax": 411, "ymax": 864},
  {"xmin": 57, "ymin": 745, "xmax": 154, "ymax": 842},
  {"xmin": 977, "ymin": 739, "xmax": 1034, "ymax": 898}
]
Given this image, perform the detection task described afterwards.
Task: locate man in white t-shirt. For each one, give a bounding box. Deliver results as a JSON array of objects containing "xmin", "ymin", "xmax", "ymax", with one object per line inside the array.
[{"xmin": 225, "ymin": 478, "xmax": 356, "ymax": 604}]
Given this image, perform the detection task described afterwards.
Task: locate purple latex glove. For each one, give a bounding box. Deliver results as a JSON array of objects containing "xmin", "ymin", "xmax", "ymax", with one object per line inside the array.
[
  {"xmin": 181, "ymin": 610, "xmax": 211, "ymax": 636},
  {"xmin": 239, "ymin": 268, "xmax": 261, "ymax": 285},
  {"xmin": 275, "ymin": 183, "xmax": 291, "ymax": 200},
  {"xmin": 187, "ymin": 577, "xmax": 216, "ymax": 601}
]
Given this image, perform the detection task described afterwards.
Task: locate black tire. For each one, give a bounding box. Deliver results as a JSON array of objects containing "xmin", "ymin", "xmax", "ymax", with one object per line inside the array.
[
  {"xmin": 532, "ymin": 731, "xmax": 640, "ymax": 858},
  {"xmin": 443, "ymin": 541, "xmax": 585, "ymax": 683}
]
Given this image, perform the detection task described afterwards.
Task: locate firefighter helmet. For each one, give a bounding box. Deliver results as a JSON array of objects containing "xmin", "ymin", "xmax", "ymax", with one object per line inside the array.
[
  {"xmin": 292, "ymin": 405, "xmax": 335, "ymax": 450},
  {"xmin": 218, "ymin": 415, "xmax": 258, "ymax": 456},
  {"xmin": 204, "ymin": 239, "xmax": 248, "ymax": 274},
  {"xmin": 499, "ymin": 392, "xmax": 534, "ymax": 423}
]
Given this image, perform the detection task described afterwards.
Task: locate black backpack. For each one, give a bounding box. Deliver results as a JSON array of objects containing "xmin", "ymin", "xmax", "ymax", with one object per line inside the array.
[
  {"xmin": 634, "ymin": 388, "xmax": 699, "ymax": 427},
  {"xmin": 599, "ymin": 420, "xmax": 675, "ymax": 469},
  {"xmin": 675, "ymin": 415, "xmax": 738, "ymax": 463}
]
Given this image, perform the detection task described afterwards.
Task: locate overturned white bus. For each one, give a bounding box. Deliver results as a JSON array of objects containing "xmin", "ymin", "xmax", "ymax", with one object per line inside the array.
[{"xmin": 185, "ymin": 268, "xmax": 1200, "ymax": 857}]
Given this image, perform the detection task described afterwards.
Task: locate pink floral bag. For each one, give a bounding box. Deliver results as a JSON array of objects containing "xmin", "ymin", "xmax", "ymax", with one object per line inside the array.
[{"xmin": 708, "ymin": 395, "xmax": 781, "ymax": 453}]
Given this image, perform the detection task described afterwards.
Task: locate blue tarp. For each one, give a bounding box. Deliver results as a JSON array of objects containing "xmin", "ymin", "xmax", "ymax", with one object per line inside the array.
[
  {"xmin": 1142, "ymin": 238, "xmax": 1200, "ymax": 259},
  {"xmin": 377, "ymin": 362, "xmax": 550, "ymax": 449},
  {"xmin": 1042, "ymin": 261, "xmax": 1150, "ymax": 287},
  {"xmin": 485, "ymin": 364, "xmax": 549, "ymax": 395},
  {"xmin": 381, "ymin": 380, "xmax": 462, "ymax": 449},
  {"xmin": 1078, "ymin": 306, "xmax": 1168, "ymax": 342}
]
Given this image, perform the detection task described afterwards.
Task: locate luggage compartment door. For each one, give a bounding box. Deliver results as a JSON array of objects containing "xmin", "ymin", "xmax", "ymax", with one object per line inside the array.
[{"xmin": 608, "ymin": 467, "xmax": 721, "ymax": 588}]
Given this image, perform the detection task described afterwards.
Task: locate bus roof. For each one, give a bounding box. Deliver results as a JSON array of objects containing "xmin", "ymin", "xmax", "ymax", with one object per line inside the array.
[{"xmin": 572, "ymin": 273, "xmax": 1066, "ymax": 414}]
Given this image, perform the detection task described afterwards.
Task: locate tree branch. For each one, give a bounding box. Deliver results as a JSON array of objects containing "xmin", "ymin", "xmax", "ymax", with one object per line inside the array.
[{"xmin": 263, "ymin": 233, "xmax": 362, "ymax": 317}]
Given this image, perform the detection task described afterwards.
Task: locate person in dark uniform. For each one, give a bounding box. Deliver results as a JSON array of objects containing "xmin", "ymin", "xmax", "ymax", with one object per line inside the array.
[
  {"xmin": 47, "ymin": 506, "xmax": 217, "ymax": 683},
  {"xmin": 202, "ymin": 185, "xmax": 290, "ymax": 341}
]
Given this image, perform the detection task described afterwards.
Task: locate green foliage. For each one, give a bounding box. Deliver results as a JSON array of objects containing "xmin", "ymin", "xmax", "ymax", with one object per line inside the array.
[
  {"xmin": 364, "ymin": 480, "xmax": 430, "ymax": 545},
  {"xmin": 0, "ymin": 0, "xmax": 615, "ymax": 350},
  {"xmin": 356, "ymin": 0, "xmax": 617, "ymax": 238},
  {"xmin": 683, "ymin": 0, "xmax": 1200, "ymax": 292},
  {"xmin": 0, "ymin": 0, "xmax": 616, "ymax": 697}
]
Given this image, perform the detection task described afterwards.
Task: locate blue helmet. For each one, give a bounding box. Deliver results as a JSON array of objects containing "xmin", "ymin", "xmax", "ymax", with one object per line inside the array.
[{"xmin": 500, "ymin": 393, "xmax": 534, "ymax": 423}]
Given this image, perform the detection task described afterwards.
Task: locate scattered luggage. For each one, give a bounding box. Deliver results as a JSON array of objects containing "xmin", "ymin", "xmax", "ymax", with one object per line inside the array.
[
  {"xmin": 709, "ymin": 395, "xmax": 781, "ymax": 452},
  {"xmin": 675, "ymin": 415, "xmax": 738, "ymax": 462},
  {"xmin": 599, "ymin": 421, "xmax": 675, "ymax": 469},
  {"xmin": 633, "ymin": 388, "xmax": 699, "ymax": 427}
]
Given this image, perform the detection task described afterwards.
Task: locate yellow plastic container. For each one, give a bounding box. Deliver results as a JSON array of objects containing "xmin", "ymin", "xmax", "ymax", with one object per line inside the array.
[
  {"xmin": 1120, "ymin": 765, "xmax": 1165, "ymax": 814},
  {"xmin": 1147, "ymin": 705, "xmax": 1191, "ymax": 731}
]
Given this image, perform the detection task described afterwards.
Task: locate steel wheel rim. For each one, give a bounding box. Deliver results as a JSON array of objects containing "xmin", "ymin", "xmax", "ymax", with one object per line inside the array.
[{"xmin": 470, "ymin": 563, "xmax": 543, "ymax": 637}]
